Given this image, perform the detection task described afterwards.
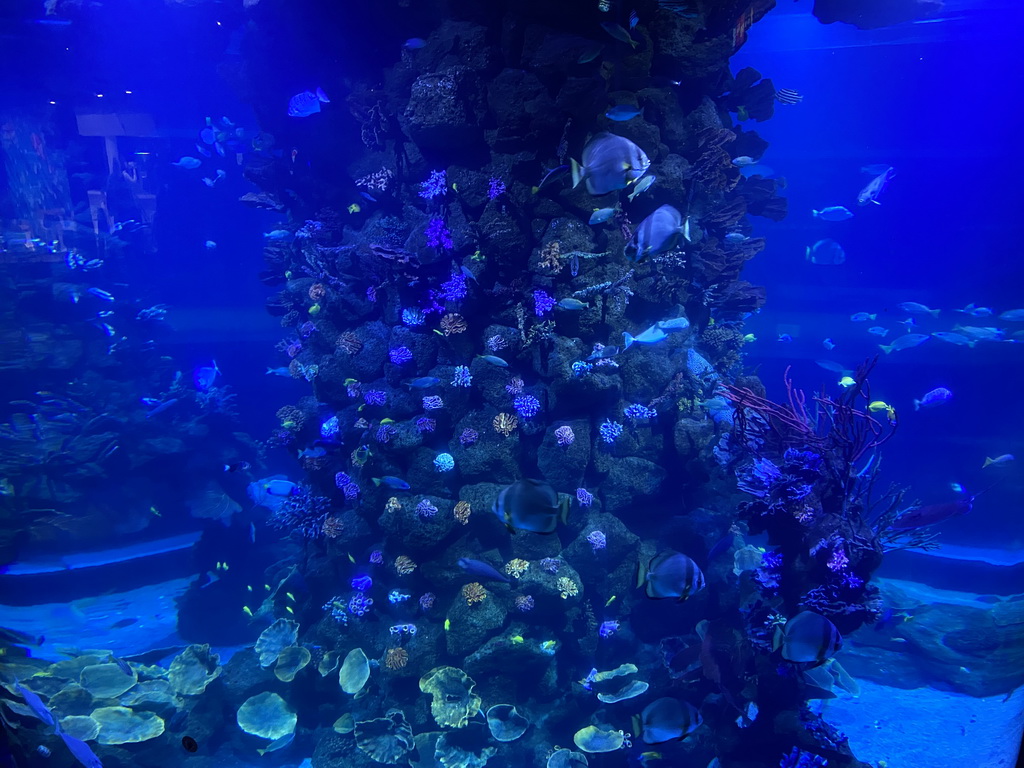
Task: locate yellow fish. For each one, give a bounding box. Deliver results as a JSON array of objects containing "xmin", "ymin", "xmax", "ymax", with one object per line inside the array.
[
  {"xmin": 868, "ymin": 401, "xmax": 890, "ymax": 412},
  {"xmin": 347, "ymin": 203, "xmax": 361, "ymax": 214},
  {"xmin": 540, "ymin": 640, "xmax": 557, "ymax": 652},
  {"xmin": 380, "ymin": 418, "xmax": 395, "ymax": 425},
  {"xmin": 471, "ymin": 249, "xmax": 485, "ymax": 262},
  {"xmin": 451, "ymin": 182, "xmax": 458, "ymax": 192},
  {"xmin": 743, "ymin": 333, "xmax": 756, "ymax": 343},
  {"xmin": 246, "ymin": 585, "xmax": 253, "ymax": 592},
  {"xmin": 222, "ymin": 562, "xmax": 229, "ymax": 571},
  {"xmin": 242, "ymin": 606, "xmax": 253, "ymax": 617},
  {"xmin": 286, "ymin": 606, "xmax": 294, "ymax": 614},
  {"xmin": 286, "ymin": 592, "xmax": 295, "ymax": 601},
  {"xmin": 444, "ymin": 618, "xmax": 451, "ymax": 632},
  {"xmin": 264, "ymin": 584, "xmax": 271, "ymax": 591},
  {"xmin": 510, "ymin": 635, "xmax": 524, "ymax": 645},
  {"xmin": 149, "ymin": 506, "xmax": 161, "ymax": 517},
  {"xmin": 605, "ymin": 595, "xmax": 617, "ymax": 607},
  {"xmin": 347, "ymin": 553, "xmax": 356, "ymax": 564},
  {"xmin": 839, "ymin": 376, "xmax": 856, "ymax": 388}
]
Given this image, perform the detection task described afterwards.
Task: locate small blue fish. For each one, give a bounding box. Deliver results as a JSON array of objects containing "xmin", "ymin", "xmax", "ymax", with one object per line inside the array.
[
  {"xmin": 898, "ymin": 301, "xmax": 939, "ymax": 317},
  {"xmin": 777, "ymin": 333, "xmax": 793, "ymax": 343},
  {"xmin": 403, "ymin": 38, "xmax": 427, "ymax": 49},
  {"xmin": 145, "ymin": 399, "xmax": 178, "ymax": 419},
  {"xmin": 205, "ymin": 240, "xmax": 217, "ymax": 249},
  {"xmin": 850, "ymin": 312, "xmax": 876, "ymax": 322},
  {"xmin": 914, "ymin": 387, "xmax": 952, "ymax": 410},
  {"xmin": 193, "ymin": 361, "xmax": 220, "ymax": 391},
  {"xmin": 60, "ymin": 730, "xmax": 103, "ymax": 768},
  {"xmin": 812, "ymin": 206, "xmax": 853, "ymax": 222},
  {"xmin": 15, "ymin": 682, "xmax": 55, "ymax": 726},
  {"xmin": 879, "ymin": 333, "xmax": 930, "ymax": 354},
  {"xmin": 297, "ymin": 446, "xmax": 327, "ymax": 459},
  {"xmin": 557, "ymin": 298, "xmax": 589, "ymax": 311},
  {"xmin": 623, "ymin": 325, "xmax": 668, "ymax": 350},
  {"xmin": 605, "ymin": 104, "xmax": 643, "ymax": 122},
  {"xmin": 475, "ymin": 355, "xmax": 508, "ymax": 368},
  {"xmin": 405, "ymin": 376, "xmax": 441, "ymax": 389},
  {"xmin": 264, "ymin": 229, "xmax": 293, "ymax": 241},
  {"xmin": 88, "ymin": 287, "xmax": 114, "ymax": 301},
  {"xmin": 266, "ymin": 366, "xmax": 292, "ymax": 376},
  {"xmin": 822, "ymin": 338, "xmax": 836, "ymax": 350},
  {"xmin": 288, "ymin": 87, "xmax": 330, "ymax": 117},
  {"xmin": 589, "ymin": 206, "xmax": 619, "ymax": 224},
  {"xmin": 867, "ymin": 326, "xmax": 888, "ymax": 337},
  {"xmin": 458, "ymin": 558, "xmax": 511, "ymax": 583},
  {"xmin": 172, "ymin": 157, "xmax": 202, "ymax": 169},
  {"xmin": 373, "ymin": 476, "xmax": 411, "ymax": 490},
  {"xmin": 629, "ymin": 9, "xmax": 639, "ymax": 28}
]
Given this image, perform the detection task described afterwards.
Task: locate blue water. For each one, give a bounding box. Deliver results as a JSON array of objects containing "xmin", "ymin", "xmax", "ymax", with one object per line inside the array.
[{"xmin": 1, "ymin": 1, "xmax": 1022, "ymax": 767}]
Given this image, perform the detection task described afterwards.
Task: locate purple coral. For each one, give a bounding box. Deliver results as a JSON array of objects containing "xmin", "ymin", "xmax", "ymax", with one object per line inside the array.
[
  {"xmin": 415, "ymin": 417, "xmax": 436, "ymax": 433},
  {"xmin": 515, "ymin": 595, "xmax": 535, "ymax": 612},
  {"xmin": 487, "ymin": 176, "xmax": 506, "ymax": 200},
  {"xmin": 587, "ymin": 530, "xmax": 607, "ymax": 552},
  {"xmin": 555, "ymin": 425, "xmax": 575, "ymax": 446},
  {"xmin": 422, "ymin": 395, "xmax": 444, "ymax": 411},
  {"xmin": 364, "ymin": 389, "xmax": 387, "ymax": 406},
  {"xmin": 540, "ymin": 557, "xmax": 560, "ymax": 574},
  {"xmin": 419, "ymin": 592, "xmax": 436, "ymax": 610},
  {"xmin": 624, "ymin": 403, "xmax": 656, "ymax": 421},
  {"xmin": 440, "ymin": 272, "xmax": 468, "ymax": 302},
  {"xmin": 348, "ymin": 593, "xmax": 373, "ymax": 617},
  {"xmin": 460, "ymin": 428, "xmax": 479, "ymax": 446},
  {"xmin": 576, "ymin": 488, "xmax": 594, "ymax": 507},
  {"xmin": 452, "ymin": 365, "xmax": 472, "ymax": 387},
  {"xmin": 370, "ymin": 550, "xmax": 384, "ymax": 564},
  {"xmin": 351, "ymin": 575, "xmax": 373, "ymax": 592},
  {"xmin": 376, "ymin": 424, "xmax": 397, "ymax": 443},
  {"xmin": 389, "ymin": 346, "xmax": 413, "ymax": 365},
  {"xmin": 419, "ymin": 169, "xmax": 447, "ymax": 199},
  {"xmin": 513, "ymin": 394, "xmax": 541, "ymax": 419},
  {"xmin": 533, "ymin": 289, "xmax": 556, "ymax": 317},
  {"xmin": 425, "ymin": 217, "xmax": 453, "ymax": 250},
  {"xmin": 416, "ymin": 498, "xmax": 438, "ymax": 518},
  {"xmin": 599, "ymin": 620, "xmax": 619, "ymax": 638},
  {"xmin": 486, "ymin": 335, "xmax": 508, "ymax": 352},
  {"xmin": 267, "ymin": 490, "xmax": 331, "ymax": 539},
  {"xmin": 827, "ymin": 546, "xmax": 850, "ymax": 572}
]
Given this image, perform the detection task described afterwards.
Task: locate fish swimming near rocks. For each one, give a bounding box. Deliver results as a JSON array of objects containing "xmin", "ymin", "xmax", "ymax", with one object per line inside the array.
[
  {"xmin": 879, "ymin": 333, "xmax": 929, "ymax": 354},
  {"xmin": 623, "ymin": 324, "xmax": 668, "ymax": 350},
  {"xmin": 492, "ymin": 479, "xmax": 568, "ymax": 534},
  {"xmin": 571, "ymin": 133, "xmax": 650, "ymax": 195},
  {"xmin": 773, "ymin": 611, "xmax": 842, "ymax": 664},
  {"xmin": 626, "ymin": 205, "xmax": 687, "ymax": 261},
  {"xmin": 457, "ymin": 558, "xmax": 511, "ymax": 583},
  {"xmin": 288, "ymin": 88, "xmax": 330, "ymax": 117},
  {"xmin": 637, "ymin": 551, "xmax": 705, "ymax": 601},
  {"xmin": 638, "ymin": 697, "xmax": 702, "ymax": 744}
]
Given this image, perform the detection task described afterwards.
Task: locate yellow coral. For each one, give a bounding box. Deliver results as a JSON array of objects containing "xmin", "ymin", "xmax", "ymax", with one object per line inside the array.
[
  {"xmin": 461, "ymin": 582, "xmax": 487, "ymax": 605},
  {"xmin": 384, "ymin": 647, "xmax": 409, "ymax": 671},
  {"xmin": 453, "ymin": 500, "xmax": 471, "ymax": 525},
  {"xmin": 556, "ymin": 577, "xmax": 579, "ymax": 599},
  {"xmin": 505, "ymin": 559, "xmax": 530, "ymax": 579},
  {"xmin": 440, "ymin": 313, "xmax": 468, "ymax": 335},
  {"xmin": 394, "ymin": 555, "xmax": 417, "ymax": 575},
  {"xmin": 493, "ymin": 412, "xmax": 518, "ymax": 436},
  {"xmin": 385, "ymin": 497, "xmax": 402, "ymax": 514}
]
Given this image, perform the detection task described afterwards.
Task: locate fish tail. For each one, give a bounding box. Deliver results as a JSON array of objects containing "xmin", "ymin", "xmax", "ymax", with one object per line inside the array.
[
  {"xmin": 968, "ymin": 340, "xmax": 976, "ymax": 348},
  {"xmin": 805, "ymin": 246, "xmax": 811, "ymax": 261},
  {"xmin": 372, "ymin": 478, "xmax": 382, "ymax": 486},
  {"xmin": 929, "ymin": 309, "xmax": 940, "ymax": 318},
  {"xmin": 869, "ymin": 314, "xmax": 877, "ymax": 320},
  {"xmin": 879, "ymin": 344, "xmax": 893, "ymax": 354},
  {"xmin": 559, "ymin": 495, "xmax": 570, "ymax": 525},
  {"xmin": 983, "ymin": 458, "xmax": 993, "ymax": 468},
  {"xmin": 570, "ymin": 158, "xmax": 583, "ymax": 189},
  {"xmin": 913, "ymin": 400, "xmax": 920, "ymax": 411},
  {"xmin": 623, "ymin": 332, "xmax": 634, "ymax": 350},
  {"xmin": 812, "ymin": 209, "xmax": 819, "ymax": 218}
]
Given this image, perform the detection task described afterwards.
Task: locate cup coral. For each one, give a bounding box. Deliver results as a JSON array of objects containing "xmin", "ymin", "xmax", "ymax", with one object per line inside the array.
[{"xmin": 461, "ymin": 582, "xmax": 487, "ymax": 605}]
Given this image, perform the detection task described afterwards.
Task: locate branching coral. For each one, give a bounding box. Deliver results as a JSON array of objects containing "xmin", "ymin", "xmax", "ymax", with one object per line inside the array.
[
  {"xmin": 493, "ymin": 412, "xmax": 518, "ymax": 436},
  {"xmin": 440, "ymin": 313, "xmax": 467, "ymax": 335},
  {"xmin": 461, "ymin": 582, "xmax": 487, "ymax": 605}
]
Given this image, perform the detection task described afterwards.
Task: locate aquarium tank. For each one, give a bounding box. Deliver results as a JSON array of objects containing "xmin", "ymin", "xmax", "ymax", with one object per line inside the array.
[{"xmin": 1, "ymin": 0, "xmax": 1023, "ymax": 766}]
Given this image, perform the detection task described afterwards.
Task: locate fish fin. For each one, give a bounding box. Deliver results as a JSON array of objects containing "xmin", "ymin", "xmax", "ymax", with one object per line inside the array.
[
  {"xmin": 878, "ymin": 344, "xmax": 892, "ymax": 355},
  {"xmin": 623, "ymin": 332, "xmax": 634, "ymax": 350},
  {"xmin": 913, "ymin": 399, "xmax": 920, "ymax": 411},
  {"xmin": 316, "ymin": 87, "xmax": 330, "ymax": 103},
  {"xmin": 812, "ymin": 210, "xmax": 819, "ymax": 218},
  {"xmin": 372, "ymin": 478, "xmax": 381, "ymax": 486},
  {"xmin": 872, "ymin": 199, "xmax": 881, "ymax": 205},
  {"xmin": 559, "ymin": 495, "xmax": 570, "ymax": 525},
  {"xmin": 772, "ymin": 624, "xmax": 783, "ymax": 652},
  {"xmin": 635, "ymin": 557, "xmax": 647, "ymax": 589},
  {"xmin": 929, "ymin": 309, "xmax": 940, "ymax": 318},
  {"xmin": 505, "ymin": 523, "xmax": 518, "ymax": 535},
  {"xmin": 983, "ymin": 458, "xmax": 993, "ymax": 468},
  {"xmin": 570, "ymin": 158, "xmax": 583, "ymax": 189},
  {"xmin": 805, "ymin": 247, "xmax": 811, "ymax": 260}
]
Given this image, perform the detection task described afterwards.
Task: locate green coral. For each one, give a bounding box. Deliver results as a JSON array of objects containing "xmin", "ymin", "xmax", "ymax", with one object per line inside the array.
[
  {"xmin": 418, "ymin": 666, "xmax": 482, "ymax": 729},
  {"xmin": 274, "ymin": 646, "xmax": 312, "ymax": 682},
  {"xmin": 573, "ymin": 725, "xmax": 627, "ymax": 753},
  {"xmin": 354, "ymin": 709, "xmax": 415, "ymax": 764},
  {"xmin": 58, "ymin": 715, "xmax": 100, "ymax": 741},
  {"xmin": 485, "ymin": 704, "xmax": 529, "ymax": 742},
  {"xmin": 168, "ymin": 644, "xmax": 222, "ymax": 695},
  {"xmin": 91, "ymin": 706, "xmax": 165, "ymax": 744},
  {"xmin": 255, "ymin": 619, "xmax": 299, "ymax": 668},
  {"xmin": 236, "ymin": 692, "xmax": 296, "ymax": 740},
  {"xmin": 80, "ymin": 663, "xmax": 137, "ymax": 698},
  {"xmin": 435, "ymin": 730, "xmax": 496, "ymax": 768},
  {"xmin": 339, "ymin": 648, "xmax": 370, "ymax": 695}
]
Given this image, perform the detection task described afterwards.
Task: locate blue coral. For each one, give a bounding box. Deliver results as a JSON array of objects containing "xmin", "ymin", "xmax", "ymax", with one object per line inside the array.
[
  {"xmin": 425, "ymin": 217, "xmax": 453, "ymax": 249},
  {"xmin": 533, "ymin": 289, "xmax": 556, "ymax": 317},
  {"xmin": 433, "ymin": 453, "xmax": 455, "ymax": 472},
  {"xmin": 624, "ymin": 403, "xmax": 656, "ymax": 421},
  {"xmin": 451, "ymin": 365, "xmax": 472, "ymax": 387},
  {"xmin": 514, "ymin": 394, "xmax": 541, "ymax": 418},
  {"xmin": 418, "ymin": 169, "xmax": 447, "ymax": 199},
  {"xmin": 599, "ymin": 420, "xmax": 624, "ymax": 444},
  {"xmin": 440, "ymin": 272, "xmax": 468, "ymax": 302},
  {"xmin": 389, "ymin": 346, "xmax": 413, "ymax": 365},
  {"xmin": 268, "ymin": 490, "xmax": 331, "ymax": 538},
  {"xmin": 402, "ymin": 307, "xmax": 426, "ymax": 326},
  {"xmin": 571, "ymin": 361, "xmax": 593, "ymax": 378},
  {"xmin": 320, "ymin": 415, "xmax": 340, "ymax": 440}
]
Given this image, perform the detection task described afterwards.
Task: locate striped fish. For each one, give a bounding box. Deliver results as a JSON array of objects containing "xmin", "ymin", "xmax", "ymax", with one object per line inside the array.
[
  {"xmin": 773, "ymin": 611, "xmax": 842, "ymax": 664},
  {"xmin": 637, "ymin": 551, "xmax": 705, "ymax": 601},
  {"xmin": 775, "ymin": 88, "xmax": 804, "ymax": 105}
]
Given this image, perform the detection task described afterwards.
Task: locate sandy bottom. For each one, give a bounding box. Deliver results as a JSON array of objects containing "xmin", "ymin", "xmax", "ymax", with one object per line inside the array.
[{"xmin": 818, "ymin": 679, "xmax": 1024, "ymax": 768}]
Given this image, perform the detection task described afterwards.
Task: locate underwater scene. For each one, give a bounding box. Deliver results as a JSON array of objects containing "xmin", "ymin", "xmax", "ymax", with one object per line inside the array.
[{"xmin": 1, "ymin": 0, "xmax": 1023, "ymax": 767}]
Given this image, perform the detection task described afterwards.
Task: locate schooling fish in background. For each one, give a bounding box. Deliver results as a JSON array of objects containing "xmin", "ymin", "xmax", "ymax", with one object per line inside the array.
[
  {"xmin": 956, "ymin": 303, "xmax": 994, "ymax": 318},
  {"xmin": 857, "ymin": 165, "xmax": 895, "ymax": 205},
  {"xmin": 637, "ymin": 551, "xmax": 705, "ymax": 601},
  {"xmin": 805, "ymin": 239, "xmax": 845, "ymax": 265},
  {"xmin": 637, "ymin": 697, "xmax": 702, "ymax": 744},
  {"xmin": 172, "ymin": 156, "xmax": 202, "ymax": 169},
  {"xmin": 931, "ymin": 331, "xmax": 974, "ymax": 347},
  {"xmin": 892, "ymin": 484, "xmax": 994, "ymax": 528},
  {"xmin": 571, "ymin": 132, "xmax": 650, "ymax": 195},
  {"xmin": 867, "ymin": 326, "xmax": 889, "ymax": 337},
  {"xmin": 773, "ymin": 611, "xmax": 842, "ymax": 664},
  {"xmin": 999, "ymin": 308, "xmax": 1024, "ymax": 322},
  {"xmin": 952, "ymin": 325, "xmax": 1005, "ymax": 342},
  {"xmin": 492, "ymin": 478, "xmax": 568, "ymax": 534},
  {"xmin": 288, "ymin": 87, "xmax": 330, "ymax": 117},
  {"xmin": 457, "ymin": 558, "xmax": 511, "ymax": 583},
  {"xmin": 600, "ymin": 21, "xmax": 638, "ymax": 48},
  {"xmin": 878, "ymin": 333, "xmax": 929, "ymax": 354},
  {"xmin": 899, "ymin": 301, "xmax": 940, "ymax": 317},
  {"xmin": 812, "ymin": 206, "xmax": 853, "ymax": 222},
  {"xmin": 850, "ymin": 312, "xmax": 875, "ymax": 322}
]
